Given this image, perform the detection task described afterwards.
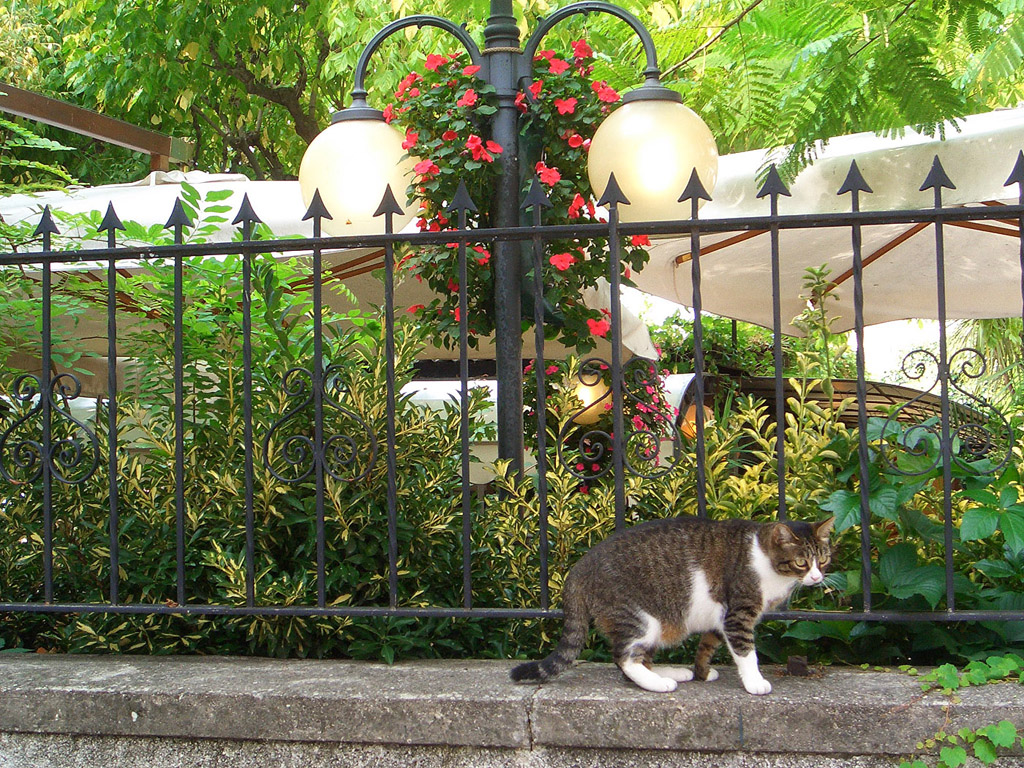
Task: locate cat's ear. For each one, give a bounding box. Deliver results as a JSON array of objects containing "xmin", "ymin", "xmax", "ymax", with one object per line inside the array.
[
  {"xmin": 770, "ymin": 523, "xmax": 798, "ymax": 546},
  {"xmin": 814, "ymin": 516, "xmax": 835, "ymax": 542}
]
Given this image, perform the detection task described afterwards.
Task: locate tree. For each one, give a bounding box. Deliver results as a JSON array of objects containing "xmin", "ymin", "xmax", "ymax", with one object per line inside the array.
[{"xmin": 2, "ymin": 0, "xmax": 1023, "ymax": 185}]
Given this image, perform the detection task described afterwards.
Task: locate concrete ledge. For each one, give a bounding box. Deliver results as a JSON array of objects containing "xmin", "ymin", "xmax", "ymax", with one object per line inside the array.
[{"xmin": 1, "ymin": 655, "xmax": 1023, "ymax": 767}]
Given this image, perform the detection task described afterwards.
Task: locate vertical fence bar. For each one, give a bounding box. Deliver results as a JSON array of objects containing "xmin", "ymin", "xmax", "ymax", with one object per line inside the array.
[
  {"xmin": 758, "ymin": 168, "xmax": 791, "ymax": 520},
  {"xmin": 101, "ymin": 207, "xmax": 123, "ymax": 605},
  {"xmin": 377, "ymin": 188, "xmax": 402, "ymax": 609},
  {"xmin": 922, "ymin": 158, "xmax": 957, "ymax": 612},
  {"xmin": 37, "ymin": 211, "xmax": 55, "ymax": 603},
  {"xmin": 236, "ymin": 201, "xmax": 258, "ymax": 608},
  {"xmin": 1008, "ymin": 153, "xmax": 1024, "ymax": 426},
  {"xmin": 165, "ymin": 201, "xmax": 190, "ymax": 607},
  {"xmin": 840, "ymin": 162, "xmax": 874, "ymax": 613},
  {"xmin": 311, "ymin": 215, "xmax": 327, "ymax": 609},
  {"xmin": 682, "ymin": 172, "xmax": 710, "ymax": 517},
  {"xmin": 524, "ymin": 179, "xmax": 552, "ymax": 609},
  {"xmin": 599, "ymin": 176, "xmax": 628, "ymax": 531},
  {"xmin": 448, "ymin": 183, "xmax": 476, "ymax": 610}
]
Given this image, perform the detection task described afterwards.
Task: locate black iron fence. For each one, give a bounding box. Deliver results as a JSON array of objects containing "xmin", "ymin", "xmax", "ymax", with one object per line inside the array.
[{"xmin": 1, "ymin": 156, "xmax": 1023, "ymax": 627}]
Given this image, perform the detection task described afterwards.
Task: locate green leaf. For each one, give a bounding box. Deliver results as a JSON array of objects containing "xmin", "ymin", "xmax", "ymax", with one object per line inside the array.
[
  {"xmin": 821, "ymin": 489, "xmax": 861, "ymax": 531},
  {"xmin": 960, "ymin": 507, "xmax": 1000, "ymax": 541},
  {"xmin": 999, "ymin": 510, "xmax": 1024, "ymax": 555},
  {"xmin": 973, "ymin": 738, "xmax": 997, "ymax": 765},
  {"xmin": 939, "ymin": 745, "xmax": 967, "ymax": 767},
  {"xmin": 977, "ymin": 720, "xmax": 1018, "ymax": 749},
  {"xmin": 887, "ymin": 566, "xmax": 946, "ymax": 607}
]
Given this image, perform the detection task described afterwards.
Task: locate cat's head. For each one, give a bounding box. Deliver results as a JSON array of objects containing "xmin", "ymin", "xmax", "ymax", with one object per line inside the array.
[{"xmin": 765, "ymin": 517, "xmax": 835, "ymax": 586}]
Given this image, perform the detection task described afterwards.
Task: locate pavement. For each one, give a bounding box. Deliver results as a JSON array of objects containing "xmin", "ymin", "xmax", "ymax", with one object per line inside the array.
[{"xmin": 1, "ymin": 654, "xmax": 1023, "ymax": 767}]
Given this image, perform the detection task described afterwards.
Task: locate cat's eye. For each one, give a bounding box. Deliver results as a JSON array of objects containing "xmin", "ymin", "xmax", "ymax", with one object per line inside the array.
[{"xmin": 793, "ymin": 558, "xmax": 808, "ymax": 569}]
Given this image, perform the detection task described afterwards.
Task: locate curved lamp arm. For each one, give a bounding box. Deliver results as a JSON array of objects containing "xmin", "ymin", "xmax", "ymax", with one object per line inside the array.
[
  {"xmin": 522, "ymin": 1, "xmax": 677, "ymax": 101},
  {"xmin": 341, "ymin": 15, "xmax": 485, "ymax": 120}
]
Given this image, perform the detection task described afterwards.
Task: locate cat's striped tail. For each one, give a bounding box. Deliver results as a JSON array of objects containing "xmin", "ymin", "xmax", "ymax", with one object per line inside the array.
[{"xmin": 510, "ymin": 579, "xmax": 588, "ymax": 683}]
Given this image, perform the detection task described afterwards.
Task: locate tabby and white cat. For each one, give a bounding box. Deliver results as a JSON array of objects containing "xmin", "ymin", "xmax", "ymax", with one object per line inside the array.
[{"xmin": 510, "ymin": 515, "xmax": 834, "ymax": 694}]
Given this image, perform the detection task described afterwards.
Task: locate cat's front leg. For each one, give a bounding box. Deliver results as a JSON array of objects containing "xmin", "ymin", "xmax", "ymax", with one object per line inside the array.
[{"xmin": 722, "ymin": 606, "xmax": 771, "ymax": 695}]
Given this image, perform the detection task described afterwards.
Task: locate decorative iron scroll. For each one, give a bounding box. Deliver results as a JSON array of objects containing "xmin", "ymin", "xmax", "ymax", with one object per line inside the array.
[
  {"xmin": 878, "ymin": 347, "xmax": 1013, "ymax": 477},
  {"xmin": 262, "ymin": 365, "xmax": 378, "ymax": 483},
  {"xmin": 557, "ymin": 356, "xmax": 682, "ymax": 482},
  {"xmin": 0, "ymin": 372, "xmax": 100, "ymax": 486}
]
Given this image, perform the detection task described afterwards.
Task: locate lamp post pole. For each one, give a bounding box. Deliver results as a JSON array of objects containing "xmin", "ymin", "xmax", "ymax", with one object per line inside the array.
[{"xmin": 484, "ymin": 0, "xmax": 526, "ymax": 475}]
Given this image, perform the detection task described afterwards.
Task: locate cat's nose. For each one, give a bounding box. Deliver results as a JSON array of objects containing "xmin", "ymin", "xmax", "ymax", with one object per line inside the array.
[{"xmin": 804, "ymin": 568, "xmax": 823, "ymax": 585}]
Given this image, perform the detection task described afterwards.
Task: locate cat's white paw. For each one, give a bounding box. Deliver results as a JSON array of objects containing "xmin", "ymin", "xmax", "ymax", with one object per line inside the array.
[
  {"xmin": 704, "ymin": 667, "xmax": 719, "ymax": 682},
  {"xmin": 656, "ymin": 666, "xmax": 694, "ymax": 682},
  {"xmin": 621, "ymin": 661, "xmax": 679, "ymax": 692},
  {"xmin": 642, "ymin": 676, "xmax": 679, "ymax": 693},
  {"xmin": 742, "ymin": 676, "xmax": 772, "ymax": 695}
]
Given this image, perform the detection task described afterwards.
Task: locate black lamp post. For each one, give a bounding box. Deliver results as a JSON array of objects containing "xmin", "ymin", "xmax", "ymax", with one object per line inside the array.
[{"xmin": 297, "ymin": 0, "xmax": 718, "ymax": 472}]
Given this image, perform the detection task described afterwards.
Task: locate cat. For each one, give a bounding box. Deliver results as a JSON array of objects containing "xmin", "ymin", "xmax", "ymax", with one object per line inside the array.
[{"xmin": 510, "ymin": 514, "xmax": 834, "ymax": 694}]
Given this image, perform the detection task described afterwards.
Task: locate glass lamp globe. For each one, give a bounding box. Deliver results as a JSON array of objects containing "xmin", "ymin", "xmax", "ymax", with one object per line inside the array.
[
  {"xmin": 298, "ymin": 118, "xmax": 418, "ymax": 236},
  {"xmin": 588, "ymin": 98, "xmax": 718, "ymax": 222}
]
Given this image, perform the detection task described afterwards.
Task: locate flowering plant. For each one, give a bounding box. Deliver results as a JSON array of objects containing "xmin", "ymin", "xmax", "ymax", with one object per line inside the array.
[{"xmin": 387, "ymin": 42, "xmax": 651, "ymax": 352}]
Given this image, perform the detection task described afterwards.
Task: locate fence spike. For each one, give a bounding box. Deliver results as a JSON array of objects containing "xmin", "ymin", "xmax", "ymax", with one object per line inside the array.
[
  {"xmin": 448, "ymin": 180, "xmax": 479, "ymax": 214},
  {"xmin": 678, "ymin": 168, "xmax": 711, "ymax": 204},
  {"xmin": 302, "ymin": 189, "xmax": 333, "ymax": 222},
  {"xmin": 919, "ymin": 155, "xmax": 956, "ymax": 194},
  {"xmin": 520, "ymin": 176, "xmax": 552, "ymax": 213},
  {"xmin": 164, "ymin": 198, "xmax": 194, "ymax": 230},
  {"xmin": 33, "ymin": 206, "xmax": 60, "ymax": 238},
  {"xmin": 98, "ymin": 202, "xmax": 126, "ymax": 234},
  {"xmin": 756, "ymin": 165, "xmax": 791, "ymax": 200},
  {"xmin": 373, "ymin": 184, "xmax": 405, "ymax": 219},
  {"xmin": 596, "ymin": 172, "xmax": 630, "ymax": 209},
  {"xmin": 232, "ymin": 193, "xmax": 263, "ymax": 227},
  {"xmin": 1004, "ymin": 149, "xmax": 1024, "ymax": 193},
  {"xmin": 838, "ymin": 160, "xmax": 873, "ymax": 197}
]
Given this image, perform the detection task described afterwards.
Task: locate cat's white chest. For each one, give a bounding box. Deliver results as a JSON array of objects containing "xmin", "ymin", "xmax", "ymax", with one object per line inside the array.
[
  {"xmin": 684, "ymin": 569, "xmax": 725, "ymax": 633},
  {"xmin": 750, "ymin": 534, "xmax": 799, "ymax": 610}
]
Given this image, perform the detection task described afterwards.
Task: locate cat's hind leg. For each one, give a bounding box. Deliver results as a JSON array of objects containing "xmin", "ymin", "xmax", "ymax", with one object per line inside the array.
[
  {"xmin": 692, "ymin": 631, "xmax": 722, "ymax": 682},
  {"xmin": 612, "ymin": 612, "xmax": 678, "ymax": 693}
]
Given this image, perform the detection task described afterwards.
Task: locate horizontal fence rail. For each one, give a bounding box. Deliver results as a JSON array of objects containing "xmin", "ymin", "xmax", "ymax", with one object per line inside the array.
[{"xmin": 1, "ymin": 155, "xmax": 1023, "ymax": 628}]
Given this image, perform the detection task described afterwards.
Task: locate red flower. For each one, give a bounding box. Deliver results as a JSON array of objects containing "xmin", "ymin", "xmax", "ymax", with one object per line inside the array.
[
  {"xmin": 402, "ymin": 130, "xmax": 418, "ymax": 150},
  {"xmin": 395, "ymin": 72, "xmax": 421, "ymax": 99},
  {"xmin": 485, "ymin": 140, "xmax": 502, "ymax": 155},
  {"xmin": 545, "ymin": 365, "xmax": 559, "ymax": 375},
  {"xmin": 407, "ymin": 304, "xmax": 425, "ymax": 314},
  {"xmin": 413, "ymin": 159, "xmax": 440, "ymax": 177},
  {"xmin": 593, "ymin": 80, "xmax": 620, "ymax": 103},
  {"xmin": 535, "ymin": 161, "xmax": 561, "ymax": 186},
  {"xmin": 514, "ymin": 92, "xmax": 528, "ymax": 113},
  {"xmin": 548, "ymin": 58, "xmax": 570, "ymax": 75},
  {"xmin": 587, "ymin": 318, "xmax": 611, "ymax": 337},
  {"xmin": 447, "ymin": 278, "xmax": 459, "ymax": 293},
  {"xmin": 424, "ymin": 53, "xmax": 447, "ymax": 71},
  {"xmin": 407, "ymin": 87, "xmax": 420, "ymax": 98},
  {"xmin": 534, "ymin": 49, "xmax": 555, "ymax": 61},
  {"xmin": 453, "ymin": 306, "xmax": 461, "ymax": 322},
  {"xmin": 568, "ymin": 193, "xmax": 586, "ymax": 219},
  {"xmin": 572, "ymin": 39, "xmax": 593, "ymax": 59},
  {"xmin": 528, "ymin": 80, "xmax": 543, "ymax": 98},
  {"xmin": 472, "ymin": 245, "xmax": 490, "ymax": 265},
  {"xmin": 554, "ymin": 97, "xmax": 577, "ymax": 115},
  {"xmin": 631, "ymin": 235, "xmax": 651, "ymax": 247},
  {"xmin": 463, "ymin": 64, "xmax": 481, "ymax": 76},
  {"xmin": 566, "ymin": 133, "xmax": 584, "ymax": 148},
  {"xmin": 441, "ymin": 129, "xmax": 458, "ymax": 141},
  {"xmin": 383, "ymin": 104, "xmax": 395, "ymax": 123},
  {"xmin": 456, "ymin": 88, "xmax": 478, "ymax": 107},
  {"xmin": 549, "ymin": 252, "xmax": 575, "ymax": 271}
]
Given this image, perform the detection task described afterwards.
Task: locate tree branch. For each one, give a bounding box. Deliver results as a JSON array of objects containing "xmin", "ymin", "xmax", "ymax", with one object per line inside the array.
[{"xmin": 662, "ymin": 0, "xmax": 765, "ymax": 79}]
